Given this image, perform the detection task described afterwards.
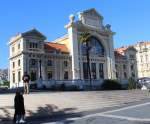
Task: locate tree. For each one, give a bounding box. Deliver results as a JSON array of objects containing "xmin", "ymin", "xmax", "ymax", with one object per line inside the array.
[
  {"xmin": 79, "ymin": 32, "xmax": 92, "ymax": 89},
  {"xmin": 128, "ymin": 77, "xmax": 136, "ymax": 90}
]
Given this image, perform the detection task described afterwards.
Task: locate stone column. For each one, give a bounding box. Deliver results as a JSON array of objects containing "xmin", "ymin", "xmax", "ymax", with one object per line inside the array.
[
  {"xmin": 96, "ymin": 62, "xmax": 99, "ymax": 79},
  {"xmin": 65, "ymin": 15, "xmax": 80, "ymax": 80}
]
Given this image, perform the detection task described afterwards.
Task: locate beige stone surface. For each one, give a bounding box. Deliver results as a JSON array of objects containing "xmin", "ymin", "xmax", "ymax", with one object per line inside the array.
[{"xmin": 0, "ymin": 90, "xmax": 149, "ymax": 119}]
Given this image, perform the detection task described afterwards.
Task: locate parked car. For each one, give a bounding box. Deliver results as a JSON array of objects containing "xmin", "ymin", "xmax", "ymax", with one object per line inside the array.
[{"xmin": 137, "ymin": 77, "xmax": 150, "ymax": 88}]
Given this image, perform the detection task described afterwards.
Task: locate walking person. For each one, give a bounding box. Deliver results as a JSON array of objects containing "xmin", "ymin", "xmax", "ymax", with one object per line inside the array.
[
  {"xmin": 13, "ymin": 91, "xmax": 26, "ymax": 123},
  {"xmin": 22, "ymin": 72, "xmax": 30, "ymax": 94}
]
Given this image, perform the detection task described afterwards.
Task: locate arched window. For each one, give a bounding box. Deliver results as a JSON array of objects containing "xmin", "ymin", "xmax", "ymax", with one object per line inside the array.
[{"xmin": 81, "ymin": 36, "xmax": 104, "ymax": 56}]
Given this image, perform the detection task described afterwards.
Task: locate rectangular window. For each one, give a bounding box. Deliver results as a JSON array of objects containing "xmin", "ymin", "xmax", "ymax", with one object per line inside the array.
[
  {"xmin": 30, "ymin": 71, "xmax": 36, "ymax": 81},
  {"xmin": 129, "ymin": 55, "xmax": 135, "ymax": 59},
  {"xmin": 64, "ymin": 61, "xmax": 68, "ymax": 67},
  {"xmin": 83, "ymin": 62, "xmax": 89, "ymax": 79},
  {"xmin": 13, "ymin": 62, "xmax": 15, "ymax": 68},
  {"xmin": 124, "ymin": 72, "xmax": 127, "ymax": 78},
  {"xmin": 146, "ymin": 55, "xmax": 148, "ymax": 62},
  {"xmin": 116, "ymin": 72, "xmax": 118, "ymax": 78},
  {"xmin": 31, "ymin": 59, "xmax": 36, "ymax": 65},
  {"xmin": 123, "ymin": 64, "xmax": 126, "ymax": 69},
  {"xmin": 47, "ymin": 60, "xmax": 52, "ymax": 66},
  {"xmin": 91, "ymin": 63, "xmax": 96, "ymax": 79},
  {"xmin": 18, "ymin": 59, "xmax": 20, "ymax": 66},
  {"xmin": 99, "ymin": 63, "xmax": 104, "ymax": 79},
  {"xmin": 141, "ymin": 56, "xmax": 143, "ymax": 62},
  {"xmin": 47, "ymin": 71, "xmax": 53, "ymax": 79},
  {"xmin": 13, "ymin": 73, "xmax": 15, "ymax": 83},
  {"xmin": 12, "ymin": 46, "xmax": 15, "ymax": 53},
  {"xmin": 35, "ymin": 43, "xmax": 38, "ymax": 48},
  {"xmin": 64, "ymin": 71, "xmax": 68, "ymax": 79},
  {"xmin": 18, "ymin": 71, "xmax": 21, "ymax": 82},
  {"xmin": 29, "ymin": 42, "xmax": 32, "ymax": 48},
  {"xmin": 18, "ymin": 43, "xmax": 20, "ymax": 49},
  {"xmin": 130, "ymin": 64, "xmax": 134, "ymax": 70}
]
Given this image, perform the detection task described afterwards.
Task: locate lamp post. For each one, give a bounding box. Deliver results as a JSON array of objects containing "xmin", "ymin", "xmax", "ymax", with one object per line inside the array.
[{"xmin": 39, "ymin": 60, "xmax": 42, "ymax": 79}]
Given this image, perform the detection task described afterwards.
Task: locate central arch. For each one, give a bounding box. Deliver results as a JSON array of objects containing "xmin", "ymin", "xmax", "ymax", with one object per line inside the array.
[{"xmin": 81, "ymin": 36, "xmax": 105, "ymax": 56}]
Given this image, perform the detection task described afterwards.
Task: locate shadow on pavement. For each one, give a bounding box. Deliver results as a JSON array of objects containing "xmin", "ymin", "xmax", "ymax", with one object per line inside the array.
[{"xmin": 0, "ymin": 104, "xmax": 82, "ymax": 124}]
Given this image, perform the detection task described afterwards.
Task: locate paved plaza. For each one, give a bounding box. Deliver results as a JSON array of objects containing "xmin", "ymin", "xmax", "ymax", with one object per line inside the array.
[{"xmin": 0, "ymin": 90, "xmax": 150, "ymax": 124}]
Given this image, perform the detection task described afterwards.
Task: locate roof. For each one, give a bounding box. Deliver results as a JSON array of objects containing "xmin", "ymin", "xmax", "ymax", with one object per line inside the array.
[
  {"xmin": 44, "ymin": 42, "xmax": 69, "ymax": 53},
  {"xmin": 115, "ymin": 45, "xmax": 136, "ymax": 55},
  {"xmin": 115, "ymin": 46, "xmax": 128, "ymax": 55},
  {"xmin": 9, "ymin": 28, "xmax": 46, "ymax": 44},
  {"xmin": 135, "ymin": 41, "xmax": 150, "ymax": 46},
  {"xmin": 22, "ymin": 28, "xmax": 46, "ymax": 39}
]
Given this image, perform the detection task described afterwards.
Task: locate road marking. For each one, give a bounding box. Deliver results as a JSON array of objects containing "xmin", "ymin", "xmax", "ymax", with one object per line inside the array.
[
  {"xmin": 101, "ymin": 101, "xmax": 150, "ymax": 114},
  {"xmin": 98, "ymin": 114, "xmax": 150, "ymax": 122},
  {"xmin": 43, "ymin": 101, "xmax": 150, "ymax": 124}
]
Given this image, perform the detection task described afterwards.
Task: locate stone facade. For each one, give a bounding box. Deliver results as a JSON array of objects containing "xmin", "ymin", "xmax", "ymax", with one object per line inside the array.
[
  {"xmin": 134, "ymin": 42, "xmax": 150, "ymax": 78},
  {"xmin": 9, "ymin": 8, "xmax": 116, "ymax": 88},
  {"xmin": 115, "ymin": 41, "xmax": 150, "ymax": 82},
  {"xmin": 115, "ymin": 46, "xmax": 138, "ymax": 84}
]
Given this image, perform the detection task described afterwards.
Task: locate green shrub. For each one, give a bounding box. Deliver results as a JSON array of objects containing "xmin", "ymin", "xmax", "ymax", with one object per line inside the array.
[
  {"xmin": 128, "ymin": 77, "xmax": 136, "ymax": 90},
  {"xmin": 101, "ymin": 79, "xmax": 122, "ymax": 90},
  {"xmin": 3, "ymin": 81, "xmax": 10, "ymax": 87}
]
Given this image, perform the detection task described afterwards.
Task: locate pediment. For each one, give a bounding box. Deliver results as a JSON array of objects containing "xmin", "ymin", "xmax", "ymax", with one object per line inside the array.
[
  {"xmin": 22, "ymin": 28, "xmax": 46, "ymax": 40},
  {"xmin": 127, "ymin": 46, "xmax": 137, "ymax": 52},
  {"xmin": 82, "ymin": 8, "xmax": 103, "ymax": 19}
]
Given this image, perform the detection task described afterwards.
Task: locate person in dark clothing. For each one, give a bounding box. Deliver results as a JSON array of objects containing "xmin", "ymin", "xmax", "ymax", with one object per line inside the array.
[
  {"xmin": 13, "ymin": 91, "xmax": 25, "ymax": 123},
  {"xmin": 22, "ymin": 72, "xmax": 30, "ymax": 94}
]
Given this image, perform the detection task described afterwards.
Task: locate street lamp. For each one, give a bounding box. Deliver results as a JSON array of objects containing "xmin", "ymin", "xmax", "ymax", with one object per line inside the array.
[{"xmin": 39, "ymin": 60, "xmax": 42, "ymax": 79}]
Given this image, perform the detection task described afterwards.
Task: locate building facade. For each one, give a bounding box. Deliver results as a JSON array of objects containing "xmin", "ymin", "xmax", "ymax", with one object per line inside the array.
[
  {"xmin": 9, "ymin": 8, "xmax": 116, "ymax": 88},
  {"xmin": 115, "ymin": 41, "xmax": 150, "ymax": 82},
  {"xmin": 115, "ymin": 46, "xmax": 138, "ymax": 84},
  {"xmin": 134, "ymin": 42, "xmax": 150, "ymax": 78}
]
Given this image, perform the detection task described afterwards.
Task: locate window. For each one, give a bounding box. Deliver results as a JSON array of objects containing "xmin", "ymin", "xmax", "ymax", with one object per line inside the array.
[
  {"xmin": 47, "ymin": 60, "xmax": 52, "ymax": 66},
  {"xmin": 130, "ymin": 64, "xmax": 134, "ymax": 70},
  {"xmin": 35, "ymin": 43, "xmax": 38, "ymax": 48},
  {"xmin": 47, "ymin": 71, "xmax": 53, "ymax": 79},
  {"xmin": 141, "ymin": 56, "xmax": 143, "ymax": 62},
  {"xmin": 123, "ymin": 64, "xmax": 126, "ymax": 69},
  {"xmin": 131, "ymin": 72, "xmax": 135, "ymax": 77},
  {"xmin": 83, "ymin": 62, "xmax": 89, "ymax": 79},
  {"xmin": 18, "ymin": 71, "xmax": 21, "ymax": 82},
  {"xmin": 64, "ymin": 71, "xmax": 68, "ymax": 79},
  {"xmin": 129, "ymin": 54, "xmax": 135, "ymax": 59},
  {"xmin": 64, "ymin": 61, "xmax": 68, "ymax": 67},
  {"xmin": 81, "ymin": 36, "xmax": 104, "ymax": 56},
  {"xmin": 13, "ymin": 73, "xmax": 15, "ymax": 83},
  {"xmin": 115, "ymin": 64, "xmax": 118, "ymax": 69},
  {"xmin": 91, "ymin": 63, "xmax": 96, "ymax": 79},
  {"xmin": 29, "ymin": 59, "xmax": 37, "ymax": 68},
  {"xmin": 29, "ymin": 42, "xmax": 38, "ymax": 49},
  {"xmin": 12, "ymin": 46, "xmax": 15, "ymax": 53},
  {"xmin": 116, "ymin": 72, "xmax": 118, "ymax": 78},
  {"xmin": 31, "ymin": 59, "xmax": 36, "ymax": 65},
  {"xmin": 30, "ymin": 71, "xmax": 36, "ymax": 81},
  {"xmin": 124, "ymin": 72, "xmax": 127, "ymax": 78},
  {"xmin": 18, "ymin": 43, "xmax": 20, "ymax": 49},
  {"xmin": 29, "ymin": 42, "xmax": 32, "ymax": 48},
  {"xmin": 18, "ymin": 59, "xmax": 20, "ymax": 66},
  {"xmin": 99, "ymin": 63, "xmax": 104, "ymax": 79},
  {"xmin": 13, "ymin": 62, "xmax": 15, "ymax": 68},
  {"xmin": 146, "ymin": 55, "xmax": 148, "ymax": 62}
]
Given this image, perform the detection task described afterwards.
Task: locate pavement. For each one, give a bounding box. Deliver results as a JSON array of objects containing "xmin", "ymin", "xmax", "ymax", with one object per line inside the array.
[{"xmin": 0, "ymin": 90, "xmax": 150, "ymax": 124}]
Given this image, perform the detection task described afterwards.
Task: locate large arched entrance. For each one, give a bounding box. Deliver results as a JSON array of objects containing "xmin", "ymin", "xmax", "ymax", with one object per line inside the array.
[{"xmin": 81, "ymin": 36, "xmax": 105, "ymax": 80}]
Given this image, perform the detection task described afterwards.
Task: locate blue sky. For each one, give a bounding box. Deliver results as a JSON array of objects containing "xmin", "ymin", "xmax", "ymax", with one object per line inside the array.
[{"xmin": 0, "ymin": 0, "xmax": 150, "ymax": 69}]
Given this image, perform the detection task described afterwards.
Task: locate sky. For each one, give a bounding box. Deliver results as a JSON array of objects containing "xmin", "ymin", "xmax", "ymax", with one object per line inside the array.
[{"xmin": 0, "ymin": 0, "xmax": 150, "ymax": 69}]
